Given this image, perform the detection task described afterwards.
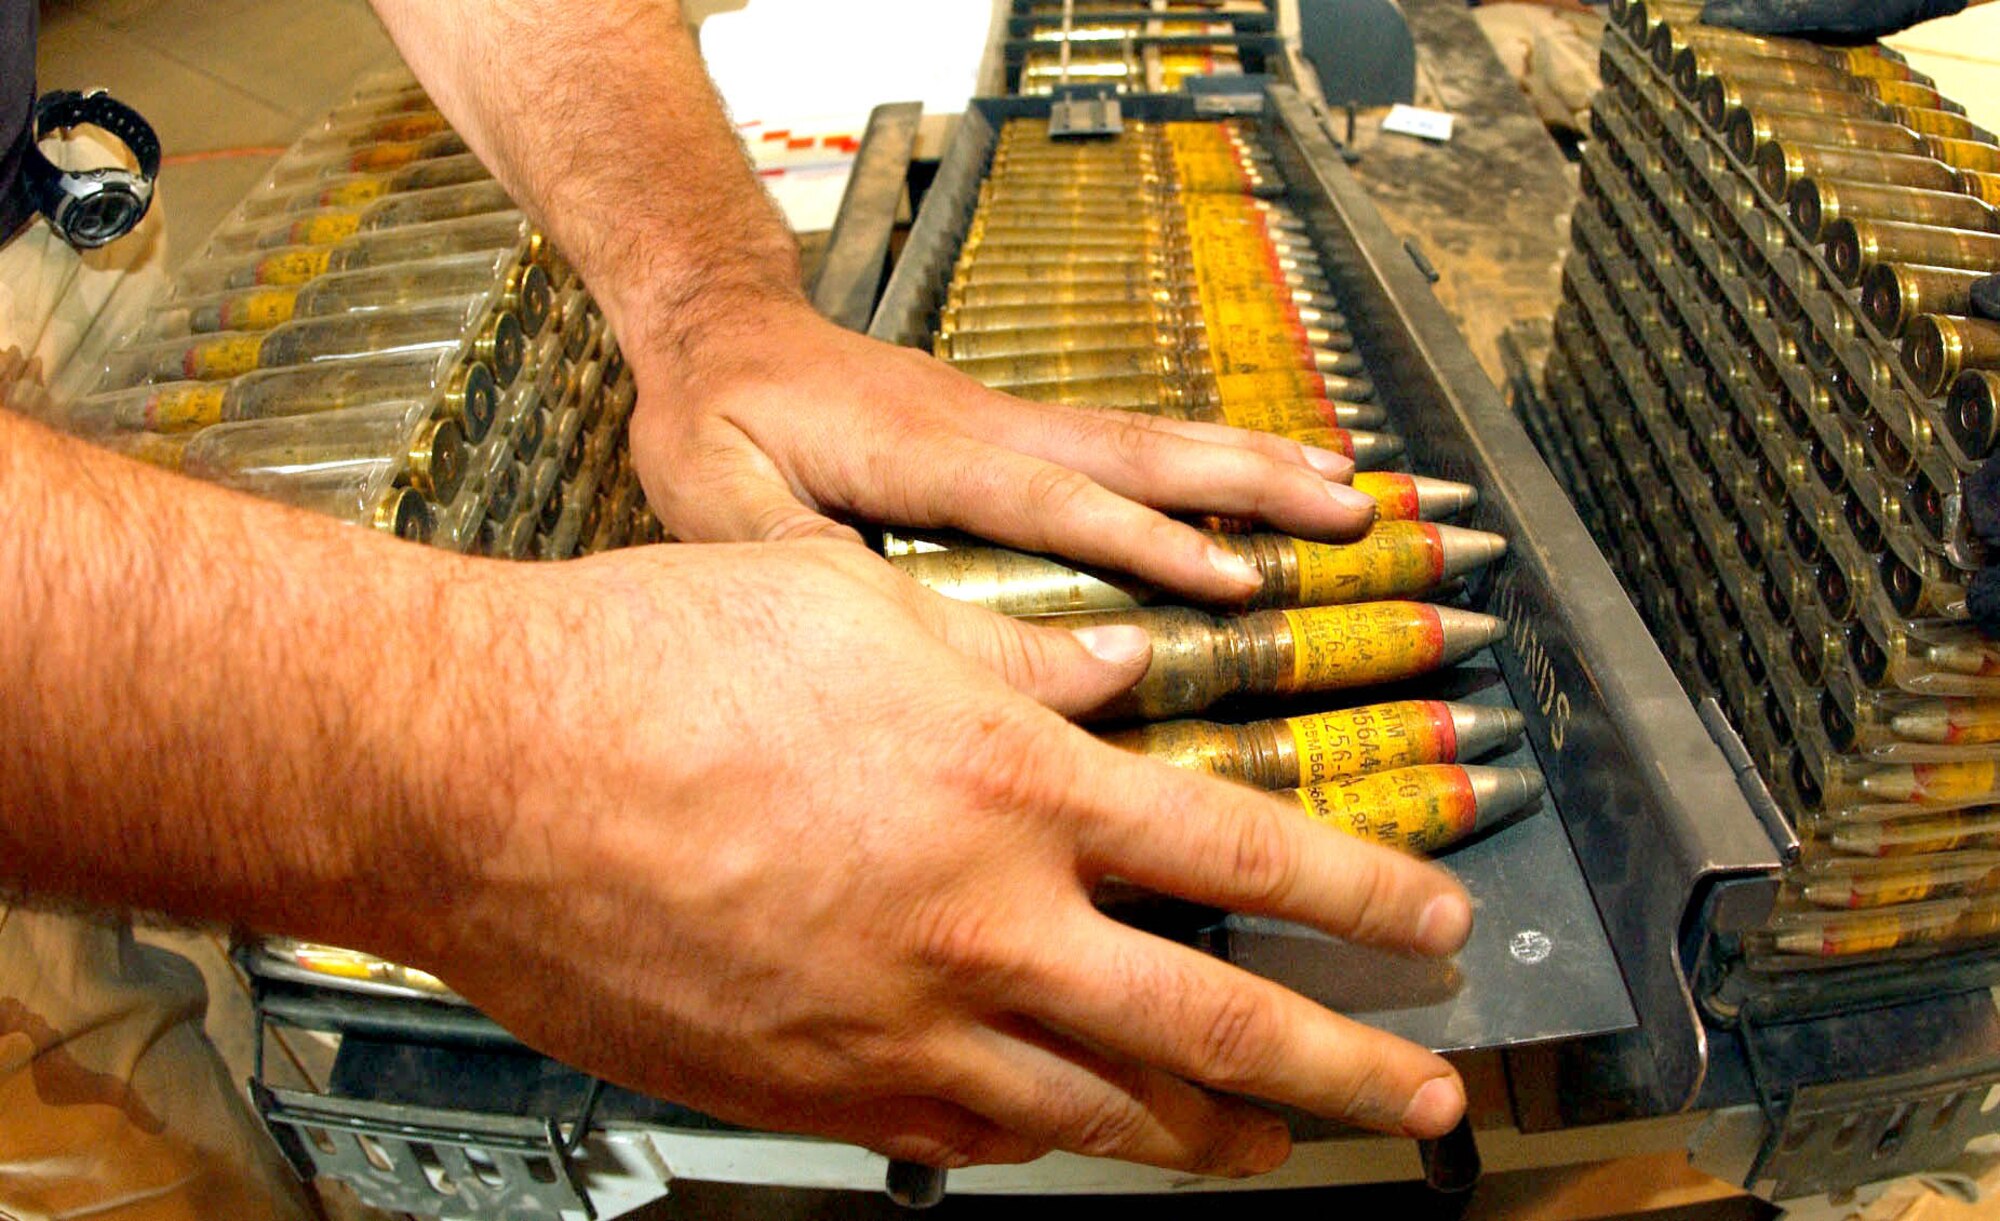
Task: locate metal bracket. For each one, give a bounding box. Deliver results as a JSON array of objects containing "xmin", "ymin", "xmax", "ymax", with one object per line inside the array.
[
  {"xmin": 807, "ymin": 101, "xmax": 923, "ymax": 333},
  {"xmin": 252, "ymin": 1082, "xmax": 596, "ymax": 1220},
  {"xmin": 1695, "ymin": 696, "xmax": 1802, "ymax": 866},
  {"xmin": 1047, "ymin": 92, "xmax": 1123, "ymax": 140},
  {"xmin": 1740, "ymin": 1034, "xmax": 2000, "ymax": 1201}
]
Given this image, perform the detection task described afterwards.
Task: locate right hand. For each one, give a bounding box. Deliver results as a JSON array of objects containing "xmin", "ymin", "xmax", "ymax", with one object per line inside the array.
[{"xmin": 388, "ymin": 540, "xmax": 1473, "ymax": 1175}]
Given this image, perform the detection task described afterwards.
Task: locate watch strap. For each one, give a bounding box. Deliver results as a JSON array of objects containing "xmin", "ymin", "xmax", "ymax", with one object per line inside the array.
[{"xmin": 34, "ymin": 89, "xmax": 161, "ymax": 179}]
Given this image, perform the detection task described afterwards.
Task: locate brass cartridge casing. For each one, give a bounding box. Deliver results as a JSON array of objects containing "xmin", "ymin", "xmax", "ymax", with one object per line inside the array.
[
  {"xmin": 106, "ymin": 402, "xmax": 467, "ymax": 504},
  {"xmin": 944, "ymin": 346, "xmax": 1368, "ymax": 400},
  {"xmin": 973, "ymin": 199, "xmax": 1308, "ymax": 228},
  {"xmin": 1956, "ymin": 169, "xmax": 2000, "ymax": 207},
  {"xmin": 310, "ymin": 109, "xmax": 456, "ymax": 148},
  {"xmin": 1860, "ymin": 264, "xmax": 1993, "ymax": 337},
  {"xmin": 1890, "ymin": 107, "xmax": 1998, "ymax": 143},
  {"xmin": 1724, "ymin": 110, "xmax": 1927, "ymax": 162},
  {"xmin": 935, "ymin": 322, "xmax": 1354, "ymax": 364},
  {"xmin": 1946, "ymin": 370, "xmax": 2000, "ymax": 456},
  {"xmin": 952, "ymin": 260, "xmax": 1329, "ymax": 294},
  {"xmin": 1797, "ymin": 857, "xmax": 2000, "ymax": 909},
  {"xmin": 213, "ymin": 179, "xmax": 517, "ymax": 255},
  {"xmin": 1864, "ymin": 78, "xmax": 1963, "ymax": 113},
  {"xmin": 1044, "ymin": 601, "xmax": 1506, "ymax": 720},
  {"xmin": 958, "ymin": 243, "xmax": 1323, "ymax": 279},
  {"xmin": 69, "ymin": 352, "xmax": 498, "ymax": 441},
  {"xmin": 1290, "ymin": 765, "xmax": 1546, "ymax": 854},
  {"xmin": 175, "ymin": 213, "xmax": 532, "ymax": 296},
  {"xmin": 947, "ymin": 279, "xmax": 1337, "ymax": 313},
  {"xmin": 242, "ymin": 152, "xmax": 492, "ymax": 220},
  {"xmin": 1676, "ymin": 51, "xmax": 1866, "ymax": 101},
  {"xmin": 1890, "ymin": 700, "xmax": 2000, "ymax": 745},
  {"xmin": 939, "ymin": 299, "xmax": 1346, "ymax": 335},
  {"xmin": 1790, "ymin": 178, "xmax": 1999, "ymax": 242},
  {"xmin": 889, "ymin": 523, "xmax": 1506, "ymax": 615},
  {"xmin": 1824, "ymin": 218, "xmax": 2000, "ymax": 286},
  {"xmin": 1926, "ymin": 136, "xmax": 2000, "ymax": 173},
  {"xmin": 1702, "ymin": 78, "xmax": 1883, "ymax": 128},
  {"xmin": 1855, "ymin": 760, "xmax": 2000, "ymax": 807},
  {"xmin": 1756, "ymin": 139, "xmax": 1963, "ymax": 197},
  {"xmin": 98, "ymin": 297, "xmax": 508, "ymax": 390},
  {"xmin": 999, "ymin": 373, "xmax": 1202, "ymax": 411},
  {"xmin": 140, "ymin": 250, "xmax": 523, "ymax": 341},
  {"xmin": 1659, "ymin": 23, "xmax": 1836, "ymax": 70},
  {"xmin": 1905, "ymin": 315, "xmax": 2000, "ymax": 396},
  {"xmin": 1105, "ymin": 700, "xmax": 1527, "ymax": 789},
  {"xmin": 372, "ymin": 486, "xmax": 434, "ymax": 542}
]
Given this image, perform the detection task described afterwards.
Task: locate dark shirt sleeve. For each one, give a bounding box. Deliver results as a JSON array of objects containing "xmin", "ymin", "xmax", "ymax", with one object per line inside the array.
[{"xmin": 1, "ymin": 0, "xmax": 37, "ymax": 235}]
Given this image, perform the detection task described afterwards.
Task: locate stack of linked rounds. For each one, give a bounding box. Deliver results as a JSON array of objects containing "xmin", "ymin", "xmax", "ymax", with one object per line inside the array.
[
  {"xmin": 1014, "ymin": 0, "xmax": 1264, "ymax": 95},
  {"xmin": 44, "ymin": 70, "xmax": 658, "ymax": 562},
  {"xmin": 1527, "ymin": 0, "xmax": 2000, "ymax": 970},
  {"xmin": 894, "ymin": 115, "xmax": 1543, "ymax": 878}
]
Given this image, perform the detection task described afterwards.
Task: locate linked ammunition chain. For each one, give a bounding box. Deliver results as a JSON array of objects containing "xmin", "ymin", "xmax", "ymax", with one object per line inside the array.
[
  {"xmin": 1007, "ymin": 0, "xmax": 1273, "ymax": 96},
  {"xmin": 53, "ymin": 70, "xmax": 660, "ymax": 560},
  {"xmin": 1524, "ymin": 1, "xmax": 2000, "ymax": 967}
]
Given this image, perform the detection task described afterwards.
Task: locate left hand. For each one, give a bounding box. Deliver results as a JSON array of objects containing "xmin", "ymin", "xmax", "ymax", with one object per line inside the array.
[{"xmin": 625, "ymin": 300, "xmax": 1383, "ymax": 604}]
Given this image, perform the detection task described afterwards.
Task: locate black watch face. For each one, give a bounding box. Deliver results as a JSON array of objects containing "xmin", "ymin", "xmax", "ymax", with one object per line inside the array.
[{"xmin": 57, "ymin": 185, "xmax": 145, "ymax": 248}]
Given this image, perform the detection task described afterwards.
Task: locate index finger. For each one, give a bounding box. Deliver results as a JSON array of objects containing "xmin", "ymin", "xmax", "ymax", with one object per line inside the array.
[{"xmin": 1066, "ymin": 739, "xmax": 1474, "ymax": 958}]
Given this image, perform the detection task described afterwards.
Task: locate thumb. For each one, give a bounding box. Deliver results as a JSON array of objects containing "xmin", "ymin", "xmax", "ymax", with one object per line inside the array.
[{"xmin": 919, "ymin": 595, "xmax": 1152, "ymax": 717}]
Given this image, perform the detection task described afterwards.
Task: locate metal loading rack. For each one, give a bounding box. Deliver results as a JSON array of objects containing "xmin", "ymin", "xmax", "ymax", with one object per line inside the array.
[
  {"xmin": 1001, "ymin": 0, "xmax": 1282, "ymax": 96},
  {"xmin": 1526, "ymin": 1, "xmax": 2000, "ymax": 992},
  {"xmin": 39, "ymin": 68, "xmax": 654, "ymax": 562},
  {"xmin": 208, "ymin": 85, "xmax": 1797, "ymax": 1219},
  {"xmin": 873, "ymin": 87, "xmax": 1782, "ymax": 1127},
  {"xmin": 1514, "ymin": 1, "xmax": 2000, "ymax": 1192}
]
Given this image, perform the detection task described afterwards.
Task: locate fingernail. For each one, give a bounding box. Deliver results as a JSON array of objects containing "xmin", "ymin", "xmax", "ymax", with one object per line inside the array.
[
  {"xmin": 1301, "ymin": 445, "xmax": 1353, "ymax": 478},
  {"xmin": 1207, "ymin": 542, "xmax": 1263, "ymax": 587},
  {"xmin": 1414, "ymin": 893, "xmax": 1473, "ymax": 956},
  {"xmin": 1070, "ymin": 624, "xmax": 1151, "ymax": 667},
  {"xmin": 1325, "ymin": 479, "xmax": 1379, "ymax": 514},
  {"xmin": 1401, "ymin": 1075, "xmax": 1466, "ymax": 1139}
]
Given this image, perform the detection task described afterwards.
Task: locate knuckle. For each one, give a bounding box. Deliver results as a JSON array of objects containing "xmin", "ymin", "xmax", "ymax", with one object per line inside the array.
[
  {"xmin": 1022, "ymin": 465, "xmax": 1101, "ymax": 522},
  {"xmin": 1228, "ymin": 805, "xmax": 1302, "ymax": 908},
  {"xmin": 1190, "ymin": 989, "xmax": 1282, "ymax": 1089},
  {"xmin": 945, "ymin": 708, "xmax": 1061, "ymax": 812},
  {"xmin": 1345, "ymin": 850, "xmax": 1405, "ymax": 942},
  {"xmin": 1101, "ymin": 415, "xmax": 1165, "ymax": 472},
  {"xmin": 905, "ymin": 891, "xmax": 1013, "ymax": 983},
  {"xmin": 1328, "ymin": 1043, "xmax": 1396, "ymax": 1129},
  {"xmin": 1056, "ymin": 1087, "xmax": 1153, "ymax": 1159}
]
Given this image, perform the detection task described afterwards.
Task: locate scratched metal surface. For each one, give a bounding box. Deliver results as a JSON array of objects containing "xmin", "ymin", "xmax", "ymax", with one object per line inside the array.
[{"xmin": 1222, "ymin": 656, "xmax": 1635, "ymax": 1055}]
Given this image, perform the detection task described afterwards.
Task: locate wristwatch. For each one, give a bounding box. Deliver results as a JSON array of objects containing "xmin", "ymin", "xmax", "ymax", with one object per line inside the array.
[{"xmin": 15, "ymin": 89, "xmax": 161, "ymax": 250}]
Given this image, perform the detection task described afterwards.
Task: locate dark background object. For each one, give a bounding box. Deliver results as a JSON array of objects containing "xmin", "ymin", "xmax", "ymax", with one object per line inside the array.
[
  {"xmin": 1296, "ymin": 0, "xmax": 1417, "ymax": 105},
  {"xmin": 1700, "ymin": 0, "xmax": 1967, "ymax": 41}
]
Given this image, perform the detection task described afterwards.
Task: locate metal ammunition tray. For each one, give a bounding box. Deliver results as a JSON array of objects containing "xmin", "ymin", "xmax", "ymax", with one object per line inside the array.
[
  {"xmin": 999, "ymin": 0, "xmax": 1283, "ymax": 96},
  {"xmin": 241, "ymin": 86, "xmax": 1789, "ymax": 1214},
  {"xmin": 871, "ymin": 89, "xmax": 1781, "ymax": 1114},
  {"xmin": 1512, "ymin": 6, "xmax": 2000, "ymax": 1194}
]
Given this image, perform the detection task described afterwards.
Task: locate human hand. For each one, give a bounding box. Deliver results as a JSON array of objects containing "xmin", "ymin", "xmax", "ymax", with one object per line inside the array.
[
  {"xmin": 399, "ymin": 540, "xmax": 1472, "ymax": 1174},
  {"xmin": 624, "ymin": 299, "xmax": 1381, "ymax": 605},
  {"xmin": 1700, "ymin": 0, "xmax": 1965, "ymax": 39}
]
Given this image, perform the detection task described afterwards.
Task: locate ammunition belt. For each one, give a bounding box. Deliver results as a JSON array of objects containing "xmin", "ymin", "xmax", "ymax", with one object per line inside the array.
[{"xmin": 1531, "ymin": 16, "xmax": 2000, "ymax": 969}]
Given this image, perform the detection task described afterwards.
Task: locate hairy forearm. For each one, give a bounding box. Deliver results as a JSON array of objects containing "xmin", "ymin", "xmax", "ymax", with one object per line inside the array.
[
  {"xmin": 0, "ymin": 409, "xmax": 473, "ymax": 954},
  {"xmin": 367, "ymin": 0, "xmax": 803, "ymax": 358}
]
